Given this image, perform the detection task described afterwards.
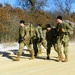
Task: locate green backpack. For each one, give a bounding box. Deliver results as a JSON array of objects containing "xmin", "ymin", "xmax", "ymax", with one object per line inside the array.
[{"xmin": 63, "ymin": 20, "xmax": 75, "ymax": 35}]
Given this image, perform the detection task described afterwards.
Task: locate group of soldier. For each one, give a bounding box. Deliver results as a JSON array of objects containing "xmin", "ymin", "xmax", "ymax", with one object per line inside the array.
[{"xmin": 13, "ymin": 15, "xmax": 73, "ymax": 62}]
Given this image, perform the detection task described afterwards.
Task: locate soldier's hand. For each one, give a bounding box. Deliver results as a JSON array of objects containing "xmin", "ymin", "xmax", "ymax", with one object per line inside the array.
[
  {"xmin": 21, "ymin": 38, "xmax": 24, "ymax": 41},
  {"xmin": 62, "ymin": 28, "xmax": 65, "ymax": 32},
  {"xmin": 38, "ymin": 38, "xmax": 43, "ymax": 43},
  {"xmin": 40, "ymin": 38, "xmax": 43, "ymax": 42}
]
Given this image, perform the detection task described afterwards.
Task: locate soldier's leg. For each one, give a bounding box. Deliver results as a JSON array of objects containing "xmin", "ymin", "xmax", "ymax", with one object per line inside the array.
[
  {"xmin": 26, "ymin": 44, "xmax": 34, "ymax": 59},
  {"xmin": 63, "ymin": 44, "xmax": 68, "ymax": 62},
  {"xmin": 54, "ymin": 43, "xmax": 58, "ymax": 53},
  {"xmin": 63, "ymin": 35, "xmax": 69, "ymax": 62},
  {"xmin": 46, "ymin": 42, "xmax": 52, "ymax": 60},
  {"xmin": 54, "ymin": 43, "xmax": 64, "ymax": 60},
  {"xmin": 38, "ymin": 39, "xmax": 47, "ymax": 54},
  {"xmin": 38, "ymin": 42, "xmax": 42, "ymax": 54},
  {"xmin": 33, "ymin": 38, "xmax": 38, "ymax": 57},
  {"xmin": 42, "ymin": 39, "xmax": 47, "ymax": 50},
  {"xmin": 56, "ymin": 38, "xmax": 63, "ymax": 61},
  {"xmin": 13, "ymin": 42, "xmax": 25, "ymax": 61}
]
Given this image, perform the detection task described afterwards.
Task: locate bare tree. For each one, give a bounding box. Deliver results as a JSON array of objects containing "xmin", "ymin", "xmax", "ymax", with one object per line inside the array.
[
  {"xmin": 54, "ymin": 0, "xmax": 75, "ymax": 15},
  {"xmin": 16, "ymin": 0, "xmax": 48, "ymax": 12},
  {"xmin": 0, "ymin": 3, "xmax": 3, "ymax": 7},
  {"xmin": 65, "ymin": 0, "xmax": 74, "ymax": 15}
]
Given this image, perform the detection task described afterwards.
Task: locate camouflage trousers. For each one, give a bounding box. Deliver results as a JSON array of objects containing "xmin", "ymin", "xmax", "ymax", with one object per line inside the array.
[
  {"xmin": 18, "ymin": 41, "xmax": 34, "ymax": 56},
  {"xmin": 55, "ymin": 34, "xmax": 69, "ymax": 56},
  {"xmin": 38, "ymin": 39, "xmax": 47, "ymax": 52}
]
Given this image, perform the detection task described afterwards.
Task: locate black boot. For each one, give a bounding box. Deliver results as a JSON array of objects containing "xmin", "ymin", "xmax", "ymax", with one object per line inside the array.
[{"xmin": 46, "ymin": 54, "xmax": 50, "ymax": 60}]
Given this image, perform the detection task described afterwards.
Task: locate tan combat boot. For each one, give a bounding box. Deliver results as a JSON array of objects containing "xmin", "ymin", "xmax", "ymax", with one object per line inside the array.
[
  {"xmin": 63, "ymin": 55, "xmax": 68, "ymax": 62},
  {"xmin": 29, "ymin": 55, "xmax": 34, "ymax": 60},
  {"xmin": 38, "ymin": 50, "xmax": 42, "ymax": 54},
  {"xmin": 13, "ymin": 53, "xmax": 21, "ymax": 61},
  {"xmin": 29, "ymin": 50, "xmax": 34, "ymax": 60},
  {"xmin": 58, "ymin": 54, "xmax": 64, "ymax": 62},
  {"xmin": 61, "ymin": 54, "xmax": 64, "ymax": 60},
  {"xmin": 58, "ymin": 54, "xmax": 61, "ymax": 62}
]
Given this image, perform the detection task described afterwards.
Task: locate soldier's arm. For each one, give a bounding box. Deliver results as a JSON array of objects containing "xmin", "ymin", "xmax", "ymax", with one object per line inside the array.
[
  {"xmin": 65, "ymin": 22, "xmax": 73, "ymax": 31},
  {"xmin": 23, "ymin": 26, "xmax": 29, "ymax": 40},
  {"xmin": 36, "ymin": 28, "xmax": 40, "ymax": 38},
  {"xmin": 20, "ymin": 27, "xmax": 25, "ymax": 38},
  {"xmin": 39, "ymin": 28, "xmax": 43, "ymax": 38},
  {"xmin": 62, "ymin": 22, "xmax": 73, "ymax": 32}
]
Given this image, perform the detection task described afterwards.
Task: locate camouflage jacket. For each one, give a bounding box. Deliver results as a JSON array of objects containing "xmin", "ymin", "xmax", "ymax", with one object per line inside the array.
[
  {"xmin": 37, "ymin": 26, "xmax": 43, "ymax": 39},
  {"xmin": 56, "ymin": 21, "xmax": 73, "ymax": 36},
  {"xmin": 27, "ymin": 23, "xmax": 40, "ymax": 39},
  {"xmin": 18, "ymin": 25, "xmax": 29, "ymax": 43}
]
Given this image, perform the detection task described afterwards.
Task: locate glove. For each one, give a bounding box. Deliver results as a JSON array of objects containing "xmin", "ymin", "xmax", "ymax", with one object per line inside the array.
[
  {"xmin": 40, "ymin": 38, "xmax": 43, "ymax": 42},
  {"xmin": 18, "ymin": 38, "xmax": 24, "ymax": 43},
  {"xmin": 21, "ymin": 38, "xmax": 24, "ymax": 41},
  {"xmin": 29, "ymin": 38, "xmax": 33, "ymax": 44},
  {"xmin": 62, "ymin": 28, "xmax": 65, "ymax": 32},
  {"xmin": 38, "ymin": 38, "xmax": 43, "ymax": 43}
]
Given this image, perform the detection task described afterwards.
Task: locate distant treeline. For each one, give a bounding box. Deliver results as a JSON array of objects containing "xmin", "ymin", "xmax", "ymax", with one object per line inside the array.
[{"xmin": 0, "ymin": 3, "xmax": 75, "ymax": 43}]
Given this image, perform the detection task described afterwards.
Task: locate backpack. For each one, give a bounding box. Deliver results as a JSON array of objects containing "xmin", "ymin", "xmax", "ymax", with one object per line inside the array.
[{"xmin": 63, "ymin": 20, "xmax": 75, "ymax": 35}]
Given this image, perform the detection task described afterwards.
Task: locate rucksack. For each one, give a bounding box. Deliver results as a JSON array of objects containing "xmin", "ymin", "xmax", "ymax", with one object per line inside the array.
[{"xmin": 63, "ymin": 20, "xmax": 75, "ymax": 35}]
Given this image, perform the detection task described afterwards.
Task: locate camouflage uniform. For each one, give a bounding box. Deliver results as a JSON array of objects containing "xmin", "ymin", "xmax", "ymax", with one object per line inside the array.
[
  {"xmin": 37, "ymin": 25, "xmax": 47, "ymax": 54},
  {"xmin": 14, "ymin": 23, "xmax": 34, "ymax": 61},
  {"xmin": 56, "ymin": 21, "xmax": 73, "ymax": 62},
  {"xmin": 27, "ymin": 23, "xmax": 40, "ymax": 57}
]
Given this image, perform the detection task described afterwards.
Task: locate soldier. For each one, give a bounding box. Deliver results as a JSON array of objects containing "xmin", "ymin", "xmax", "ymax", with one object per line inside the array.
[
  {"xmin": 37, "ymin": 24, "xmax": 47, "ymax": 54},
  {"xmin": 42, "ymin": 28, "xmax": 47, "ymax": 50},
  {"xmin": 45, "ymin": 24, "xmax": 57, "ymax": 60},
  {"xmin": 32, "ymin": 26, "xmax": 40, "ymax": 57},
  {"xmin": 56, "ymin": 16, "xmax": 73, "ymax": 62},
  {"xmin": 13, "ymin": 20, "xmax": 34, "ymax": 61},
  {"xmin": 27, "ymin": 22, "xmax": 40, "ymax": 57}
]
